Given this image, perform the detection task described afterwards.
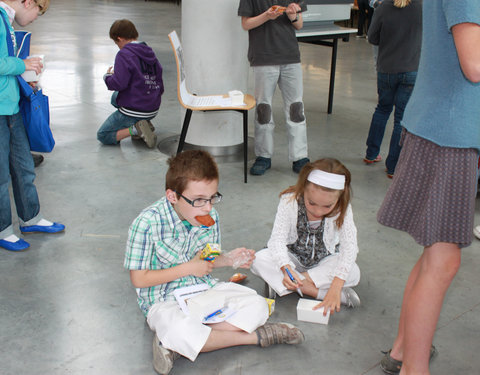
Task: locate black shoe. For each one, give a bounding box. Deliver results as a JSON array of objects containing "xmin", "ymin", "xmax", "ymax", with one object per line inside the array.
[
  {"xmin": 32, "ymin": 153, "xmax": 44, "ymax": 167},
  {"xmin": 250, "ymin": 157, "xmax": 271, "ymax": 176},
  {"xmin": 292, "ymin": 158, "xmax": 310, "ymax": 173}
]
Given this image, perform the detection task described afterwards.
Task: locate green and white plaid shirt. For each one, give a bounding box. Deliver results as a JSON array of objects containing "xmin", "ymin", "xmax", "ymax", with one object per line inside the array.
[{"xmin": 124, "ymin": 197, "xmax": 220, "ymax": 316}]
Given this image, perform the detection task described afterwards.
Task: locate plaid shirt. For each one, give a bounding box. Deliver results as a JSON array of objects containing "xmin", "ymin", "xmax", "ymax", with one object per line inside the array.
[{"xmin": 124, "ymin": 197, "xmax": 220, "ymax": 316}]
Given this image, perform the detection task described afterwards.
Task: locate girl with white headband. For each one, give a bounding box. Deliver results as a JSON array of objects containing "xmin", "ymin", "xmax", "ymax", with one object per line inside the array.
[{"xmin": 251, "ymin": 158, "xmax": 361, "ymax": 315}]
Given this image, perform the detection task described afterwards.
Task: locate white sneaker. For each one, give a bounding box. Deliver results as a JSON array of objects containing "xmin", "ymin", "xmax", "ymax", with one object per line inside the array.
[
  {"xmin": 342, "ymin": 287, "xmax": 361, "ymax": 308},
  {"xmin": 152, "ymin": 336, "xmax": 179, "ymax": 375},
  {"xmin": 473, "ymin": 225, "xmax": 480, "ymax": 240}
]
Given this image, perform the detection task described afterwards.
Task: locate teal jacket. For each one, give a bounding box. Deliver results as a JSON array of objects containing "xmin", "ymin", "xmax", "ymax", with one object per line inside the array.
[{"xmin": 0, "ymin": 8, "xmax": 26, "ymax": 115}]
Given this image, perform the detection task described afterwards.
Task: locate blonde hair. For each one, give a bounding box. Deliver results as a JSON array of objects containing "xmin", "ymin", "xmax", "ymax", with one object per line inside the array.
[
  {"xmin": 394, "ymin": 0, "xmax": 411, "ymax": 8},
  {"xmin": 280, "ymin": 158, "xmax": 352, "ymax": 228}
]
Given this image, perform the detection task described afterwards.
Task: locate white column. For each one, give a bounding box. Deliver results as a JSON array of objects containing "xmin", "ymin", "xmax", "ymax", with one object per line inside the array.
[{"xmin": 181, "ymin": 0, "xmax": 249, "ymax": 150}]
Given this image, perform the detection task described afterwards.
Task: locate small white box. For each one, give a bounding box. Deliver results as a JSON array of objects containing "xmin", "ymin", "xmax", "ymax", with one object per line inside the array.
[
  {"xmin": 296, "ymin": 298, "xmax": 330, "ymax": 324},
  {"xmin": 228, "ymin": 90, "xmax": 244, "ymax": 106},
  {"xmin": 21, "ymin": 54, "xmax": 45, "ymax": 82}
]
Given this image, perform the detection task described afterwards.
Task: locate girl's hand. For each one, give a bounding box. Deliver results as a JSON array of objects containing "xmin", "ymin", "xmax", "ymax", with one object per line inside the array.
[
  {"xmin": 281, "ymin": 265, "xmax": 303, "ymax": 290},
  {"xmin": 313, "ymin": 277, "xmax": 345, "ymax": 316},
  {"xmin": 23, "ymin": 57, "xmax": 43, "ymax": 74},
  {"xmin": 187, "ymin": 251, "xmax": 213, "ymax": 277},
  {"xmin": 313, "ymin": 289, "xmax": 341, "ymax": 316},
  {"xmin": 107, "ymin": 66, "xmax": 114, "ymax": 74}
]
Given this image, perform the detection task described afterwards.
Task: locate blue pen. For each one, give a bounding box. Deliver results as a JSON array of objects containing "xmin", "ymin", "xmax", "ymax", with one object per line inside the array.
[
  {"xmin": 204, "ymin": 308, "xmax": 223, "ymax": 321},
  {"xmin": 285, "ymin": 267, "xmax": 303, "ymax": 297}
]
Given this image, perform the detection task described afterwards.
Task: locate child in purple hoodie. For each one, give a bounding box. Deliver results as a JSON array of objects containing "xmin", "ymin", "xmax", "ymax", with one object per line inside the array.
[{"xmin": 97, "ymin": 19, "xmax": 164, "ymax": 148}]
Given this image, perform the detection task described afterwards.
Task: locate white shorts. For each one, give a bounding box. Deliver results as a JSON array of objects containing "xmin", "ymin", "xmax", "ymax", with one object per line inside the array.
[
  {"xmin": 146, "ymin": 282, "xmax": 269, "ymax": 361},
  {"xmin": 251, "ymin": 248, "xmax": 360, "ymax": 297}
]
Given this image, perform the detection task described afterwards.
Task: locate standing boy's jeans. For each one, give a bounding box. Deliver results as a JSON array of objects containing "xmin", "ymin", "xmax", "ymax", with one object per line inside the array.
[
  {"xmin": 365, "ymin": 71, "xmax": 417, "ymax": 175},
  {"xmin": 0, "ymin": 113, "xmax": 41, "ymax": 238},
  {"xmin": 97, "ymin": 92, "xmax": 154, "ymax": 145},
  {"xmin": 253, "ymin": 63, "xmax": 308, "ymax": 162}
]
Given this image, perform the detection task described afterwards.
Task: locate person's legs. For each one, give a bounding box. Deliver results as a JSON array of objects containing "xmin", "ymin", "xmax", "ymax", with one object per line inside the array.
[
  {"xmin": 0, "ymin": 115, "xmax": 14, "ymax": 237},
  {"xmin": 365, "ymin": 72, "xmax": 395, "ymax": 161},
  {"xmin": 97, "ymin": 110, "xmax": 141, "ymax": 145},
  {"xmin": 201, "ymin": 322, "xmax": 258, "ymax": 352},
  {"xmin": 385, "ymin": 72, "xmax": 417, "ymax": 175},
  {"xmin": 253, "ymin": 65, "xmax": 280, "ymax": 159},
  {"xmin": 278, "ymin": 63, "xmax": 308, "ymax": 163},
  {"xmin": 357, "ymin": 0, "xmax": 367, "ymax": 36},
  {"xmin": 388, "ymin": 253, "xmax": 424, "ymax": 362},
  {"xmin": 393, "ymin": 243, "xmax": 461, "ymax": 375},
  {"xmin": 8, "ymin": 113, "xmax": 41, "ymax": 225}
]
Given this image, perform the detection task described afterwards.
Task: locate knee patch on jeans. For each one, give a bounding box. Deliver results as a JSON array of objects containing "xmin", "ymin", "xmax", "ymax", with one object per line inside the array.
[
  {"xmin": 256, "ymin": 103, "xmax": 271, "ymax": 125},
  {"xmin": 290, "ymin": 102, "xmax": 305, "ymax": 123}
]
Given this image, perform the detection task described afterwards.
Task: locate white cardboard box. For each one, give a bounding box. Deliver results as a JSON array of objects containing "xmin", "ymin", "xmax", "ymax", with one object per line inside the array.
[{"xmin": 296, "ymin": 298, "xmax": 330, "ymax": 324}]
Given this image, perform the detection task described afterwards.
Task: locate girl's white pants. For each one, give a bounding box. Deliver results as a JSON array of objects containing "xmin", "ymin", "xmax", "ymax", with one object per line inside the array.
[{"xmin": 251, "ymin": 248, "xmax": 360, "ymax": 297}]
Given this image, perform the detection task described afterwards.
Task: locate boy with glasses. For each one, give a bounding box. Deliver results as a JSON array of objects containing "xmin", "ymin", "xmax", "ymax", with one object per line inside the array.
[{"xmin": 124, "ymin": 150, "xmax": 304, "ymax": 374}]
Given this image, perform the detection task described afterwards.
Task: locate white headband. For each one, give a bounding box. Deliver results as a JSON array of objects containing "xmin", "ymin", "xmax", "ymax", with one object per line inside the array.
[{"xmin": 307, "ymin": 170, "xmax": 345, "ymax": 190}]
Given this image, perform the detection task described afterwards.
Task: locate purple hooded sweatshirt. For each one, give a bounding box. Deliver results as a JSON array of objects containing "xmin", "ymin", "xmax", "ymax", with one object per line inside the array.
[{"xmin": 104, "ymin": 42, "xmax": 164, "ymax": 118}]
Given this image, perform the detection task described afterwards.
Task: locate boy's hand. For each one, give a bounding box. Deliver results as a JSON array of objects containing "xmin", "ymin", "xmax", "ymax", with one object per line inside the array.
[
  {"xmin": 229, "ymin": 248, "xmax": 256, "ymax": 268},
  {"xmin": 313, "ymin": 277, "xmax": 344, "ymax": 316},
  {"xmin": 23, "ymin": 57, "xmax": 43, "ymax": 74},
  {"xmin": 107, "ymin": 66, "xmax": 114, "ymax": 74},
  {"xmin": 188, "ymin": 251, "xmax": 214, "ymax": 277}
]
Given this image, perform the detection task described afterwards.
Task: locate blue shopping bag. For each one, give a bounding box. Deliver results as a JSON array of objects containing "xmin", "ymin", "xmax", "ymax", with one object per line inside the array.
[{"xmin": 2, "ymin": 14, "xmax": 55, "ymax": 152}]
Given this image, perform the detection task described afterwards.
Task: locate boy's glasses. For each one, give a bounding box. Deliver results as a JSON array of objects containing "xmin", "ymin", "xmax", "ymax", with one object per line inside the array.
[{"xmin": 175, "ymin": 192, "xmax": 223, "ymax": 207}]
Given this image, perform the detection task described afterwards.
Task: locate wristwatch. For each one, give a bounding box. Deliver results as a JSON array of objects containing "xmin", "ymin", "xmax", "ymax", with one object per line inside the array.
[{"xmin": 291, "ymin": 13, "xmax": 299, "ymax": 23}]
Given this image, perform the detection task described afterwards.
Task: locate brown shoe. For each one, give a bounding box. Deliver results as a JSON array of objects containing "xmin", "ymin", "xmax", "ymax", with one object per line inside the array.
[
  {"xmin": 256, "ymin": 322, "xmax": 305, "ymax": 348},
  {"xmin": 152, "ymin": 336, "xmax": 179, "ymax": 375}
]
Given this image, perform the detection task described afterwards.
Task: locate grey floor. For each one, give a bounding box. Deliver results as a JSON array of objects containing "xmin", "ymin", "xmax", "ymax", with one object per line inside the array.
[{"xmin": 1, "ymin": 1, "xmax": 479, "ymax": 374}]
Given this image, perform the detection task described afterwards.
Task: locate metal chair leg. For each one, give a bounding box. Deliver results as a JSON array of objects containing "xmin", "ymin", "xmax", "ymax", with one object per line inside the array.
[
  {"xmin": 176, "ymin": 109, "xmax": 192, "ymax": 154},
  {"xmin": 243, "ymin": 110, "xmax": 248, "ymax": 183}
]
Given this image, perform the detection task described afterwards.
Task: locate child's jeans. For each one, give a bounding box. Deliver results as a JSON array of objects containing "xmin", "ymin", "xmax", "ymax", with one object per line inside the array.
[
  {"xmin": 96, "ymin": 92, "xmax": 154, "ymax": 145},
  {"xmin": 0, "ymin": 113, "xmax": 43, "ymax": 237}
]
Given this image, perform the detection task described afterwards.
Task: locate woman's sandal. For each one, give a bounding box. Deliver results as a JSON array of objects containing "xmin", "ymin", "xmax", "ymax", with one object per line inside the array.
[{"xmin": 380, "ymin": 345, "xmax": 437, "ymax": 375}]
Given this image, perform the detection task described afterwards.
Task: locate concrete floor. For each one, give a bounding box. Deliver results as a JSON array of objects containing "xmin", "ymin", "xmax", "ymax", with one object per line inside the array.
[{"xmin": 1, "ymin": 1, "xmax": 479, "ymax": 374}]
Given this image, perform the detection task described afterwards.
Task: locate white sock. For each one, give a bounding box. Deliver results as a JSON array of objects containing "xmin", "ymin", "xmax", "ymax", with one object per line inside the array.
[
  {"xmin": 130, "ymin": 125, "xmax": 138, "ymax": 136},
  {"xmin": 36, "ymin": 219, "xmax": 53, "ymax": 227},
  {"xmin": 2, "ymin": 234, "xmax": 20, "ymax": 243}
]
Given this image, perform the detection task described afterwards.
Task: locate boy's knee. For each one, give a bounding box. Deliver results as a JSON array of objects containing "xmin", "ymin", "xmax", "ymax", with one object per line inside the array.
[
  {"xmin": 256, "ymin": 103, "xmax": 271, "ymax": 124},
  {"xmin": 290, "ymin": 102, "xmax": 305, "ymax": 123}
]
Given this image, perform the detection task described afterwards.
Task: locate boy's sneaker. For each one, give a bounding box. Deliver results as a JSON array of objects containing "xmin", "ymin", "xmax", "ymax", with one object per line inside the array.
[
  {"xmin": 134, "ymin": 120, "xmax": 157, "ymax": 148},
  {"xmin": 342, "ymin": 287, "xmax": 361, "ymax": 308},
  {"xmin": 256, "ymin": 322, "xmax": 305, "ymax": 348},
  {"xmin": 292, "ymin": 157, "xmax": 310, "ymax": 173},
  {"xmin": 132, "ymin": 121, "xmax": 155, "ymax": 140},
  {"xmin": 152, "ymin": 336, "xmax": 179, "ymax": 375},
  {"xmin": 250, "ymin": 157, "xmax": 271, "ymax": 176}
]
